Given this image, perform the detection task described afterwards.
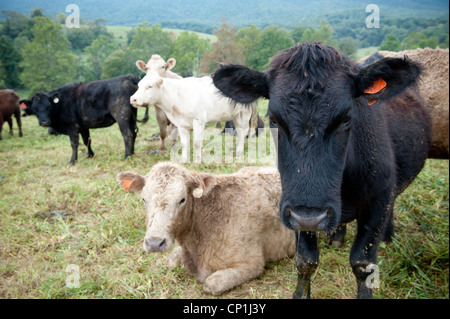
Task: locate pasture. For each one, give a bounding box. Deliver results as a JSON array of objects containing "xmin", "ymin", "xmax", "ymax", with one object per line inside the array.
[{"xmin": 0, "ymin": 99, "xmax": 448, "ymax": 299}]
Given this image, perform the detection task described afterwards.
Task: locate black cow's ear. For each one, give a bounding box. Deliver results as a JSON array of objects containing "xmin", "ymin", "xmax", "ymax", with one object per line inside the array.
[
  {"xmin": 352, "ymin": 57, "xmax": 423, "ymax": 104},
  {"xmin": 212, "ymin": 64, "xmax": 269, "ymax": 104}
]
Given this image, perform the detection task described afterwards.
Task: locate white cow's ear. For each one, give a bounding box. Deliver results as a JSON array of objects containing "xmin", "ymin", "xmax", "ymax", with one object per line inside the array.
[
  {"xmin": 192, "ymin": 174, "xmax": 217, "ymax": 198},
  {"xmin": 166, "ymin": 58, "xmax": 176, "ymax": 71},
  {"xmin": 136, "ymin": 60, "xmax": 148, "ymax": 72},
  {"xmin": 117, "ymin": 171, "xmax": 145, "ymax": 193},
  {"xmin": 157, "ymin": 78, "xmax": 163, "ymax": 88}
]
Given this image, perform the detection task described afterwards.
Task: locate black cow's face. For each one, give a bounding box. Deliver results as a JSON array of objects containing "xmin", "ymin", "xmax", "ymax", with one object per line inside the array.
[
  {"xmin": 29, "ymin": 92, "xmax": 59, "ymax": 127},
  {"xmin": 212, "ymin": 43, "xmax": 422, "ymax": 233},
  {"xmin": 267, "ymin": 78, "xmax": 354, "ymax": 232}
]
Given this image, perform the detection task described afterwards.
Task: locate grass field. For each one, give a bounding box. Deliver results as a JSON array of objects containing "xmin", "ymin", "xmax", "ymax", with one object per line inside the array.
[{"xmin": 0, "ymin": 98, "xmax": 448, "ymax": 299}]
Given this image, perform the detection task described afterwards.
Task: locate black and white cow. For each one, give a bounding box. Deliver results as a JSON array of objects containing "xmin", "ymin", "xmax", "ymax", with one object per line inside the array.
[{"xmin": 212, "ymin": 42, "xmax": 432, "ymax": 299}]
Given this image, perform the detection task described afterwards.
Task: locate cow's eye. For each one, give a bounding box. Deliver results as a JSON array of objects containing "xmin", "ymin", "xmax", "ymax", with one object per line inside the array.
[
  {"xmin": 343, "ymin": 116, "xmax": 352, "ymax": 127},
  {"xmin": 162, "ymin": 66, "xmax": 166, "ymax": 69},
  {"xmin": 268, "ymin": 115, "xmax": 277, "ymax": 127},
  {"xmin": 178, "ymin": 197, "xmax": 186, "ymax": 206}
]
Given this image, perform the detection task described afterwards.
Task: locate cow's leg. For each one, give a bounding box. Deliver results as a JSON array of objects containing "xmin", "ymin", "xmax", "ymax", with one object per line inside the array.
[
  {"xmin": 68, "ymin": 130, "xmax": 79, "ymax": 164},
  {"xmin": 14, "ymin": 108, "xmax": 23, "ymax": 137},
  {"xmin": 233, "ymin": 109, "xmax": 251, "ymax": 154},
  {"xmin": 203, "ymin": 262, "xmax": 265, "ymax": 295},
  {"xmin": 117, "ymin": 115, "xmax": 137, "ymax": 160},
  {"xmin": 350, "ymin": 199, "xmax": 394, "ymax": 299},
  {"xmin": 155, "ymin": 106, "xmax": 168, "ymax": 152},
  {"xmin": 80, "ymin": 129, "xmax": 94, "ymax": 158},
  {"xmin": 192, "ymin": 119, "xmax": 205, "ymax": 164},
  {"xmin": 6, "ymin": 117, "xmax": 13, "ymax": 136},
  {"xmin": 293, "ymin": 231, "xmax": 319, "ymax": 299},
  {"xmin": 178, "ymin": 128, "xmax": 190, "ymax": 163},
  {"xmin": 169, "ymin": 124, "xmax": 178, "ymax": 150}
]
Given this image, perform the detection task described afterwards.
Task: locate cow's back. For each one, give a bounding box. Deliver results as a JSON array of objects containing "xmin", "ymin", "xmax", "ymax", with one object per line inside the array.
[
  {"xmin": 0, "ymin": 89, "xmax": 19, "ymax": 115},
  {"xmin": 187, "ymin": 167, "xmax": 294, "ymax": 273},
  {"xmin": 57, "ymin": 75, "xmax": 139, "ymax": 129}
]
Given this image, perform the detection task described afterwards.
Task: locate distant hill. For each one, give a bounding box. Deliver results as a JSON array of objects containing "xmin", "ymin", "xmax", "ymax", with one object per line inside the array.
[{"xmin": 1, "ymin": 0, "xmax": 448, "ymax": 32}]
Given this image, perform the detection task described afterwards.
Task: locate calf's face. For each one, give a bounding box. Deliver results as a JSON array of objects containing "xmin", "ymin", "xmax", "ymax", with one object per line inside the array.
[
  {"xmin": 129, "ymin": 74, "xmax": 163, "ymax": 108},
  {"xmin": 117, "ymin": 163, "xmax": 216, "ymax": 253},
  {"xmin": 135, "ymin": 55, "xmax": 177, "ymax": 76},
  {"xmin": 27, "ymin": 92, "xmax": 60, "ymax": 127}
]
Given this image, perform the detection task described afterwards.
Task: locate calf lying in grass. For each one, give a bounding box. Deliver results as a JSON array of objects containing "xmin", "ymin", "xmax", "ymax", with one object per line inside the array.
[{"xmin": 117, "ymin": 162, "xmax": 295, "ymax": 295}]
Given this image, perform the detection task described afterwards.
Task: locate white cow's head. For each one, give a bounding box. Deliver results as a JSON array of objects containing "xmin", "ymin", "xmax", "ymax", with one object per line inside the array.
[
  {"xmin": 135, "ymin": 54, "xmax": 176, "ymax": 76},
  {"xmin": 129, "ymin": 73, "xmax": 163, "ymax": 107},
  {"xmin": 117, "ymin": 162, "xmax": 217, "ymax": 252}
]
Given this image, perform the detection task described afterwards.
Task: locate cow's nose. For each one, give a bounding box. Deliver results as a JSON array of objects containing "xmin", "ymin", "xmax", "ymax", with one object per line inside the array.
[
  {"xmin": 130, "ymin": 97, "xmax": 137, "ymax": 105},
  {"xmin": 144, "ymin": 237, "xmax": 166, "ymax": 252},
  {"xmin": 40, "ymin": 120, "xmax": 50, "ymax": 127},
  {"xmin": 283, "ymin": 206, "xmax": 331, "ymax": 231}
]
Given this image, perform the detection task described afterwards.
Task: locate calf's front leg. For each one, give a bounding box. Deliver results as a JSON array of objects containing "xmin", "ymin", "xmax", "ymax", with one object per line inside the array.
[{"xmin": 203, "ymin": 262, "xmax": 264, "ymax": 295}]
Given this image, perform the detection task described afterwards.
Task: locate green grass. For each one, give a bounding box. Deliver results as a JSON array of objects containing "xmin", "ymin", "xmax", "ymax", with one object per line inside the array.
[{"xmin": 0, "ymin": 100, "xmax": 448, "ymax": 299}]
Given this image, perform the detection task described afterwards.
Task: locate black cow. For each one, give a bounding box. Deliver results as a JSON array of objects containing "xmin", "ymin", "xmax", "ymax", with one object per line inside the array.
[
  {"xmin": 21, "ymin": 75, "xmax": 139, "ymax": 164},
  {"xmin": 212, "ymin": 42, "xmax": 432, "ymax": 299}
]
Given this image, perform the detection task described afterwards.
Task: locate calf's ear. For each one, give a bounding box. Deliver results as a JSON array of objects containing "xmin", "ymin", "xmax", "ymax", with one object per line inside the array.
[
  {"xmin": 136, "ymin": 60, "xmax": 148, "ymax": 72},
  {"xmin": 191, "ymin": 173, "xmax": 217, "ymax": 198},
  {"xmin": 117, "ymin": 171, "xmax": 145, "ymax": 193},
  {"xmin": 166, "ymin": 58, "xmax": 176, "ymax": 71},
  {"xmin": 352, "ymin": 57, "xmax": 423, "ymax": 104},
  {"xmin": 212, "ymin": 64, "xmax": 269, "ymax": 104}
]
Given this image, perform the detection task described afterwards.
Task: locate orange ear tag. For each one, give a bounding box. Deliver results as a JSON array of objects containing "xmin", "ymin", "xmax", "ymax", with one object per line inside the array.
[
  {"xmin": 364, "ymin": 78, "xmax": 387, "ymax": 94},
  {"xmin": 121, "ymin": 179, "xmax": 132, "ymax": 191},
  {"xmin": 20, "ymin": 102, "xmax": 27, "ymax": 109},
  {"xmin": 364, "ymin": 78, "xmax": 386, "ymax": 105}
]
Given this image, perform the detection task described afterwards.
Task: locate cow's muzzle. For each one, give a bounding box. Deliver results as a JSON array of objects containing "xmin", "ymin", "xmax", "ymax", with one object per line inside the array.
[
  {"xmin": 143, "ymin": 236, "xmax": 167, "ymax": 252},
  {"xmin": 282, "ymin": 205, "xmax": 332, "ymax": 231}
]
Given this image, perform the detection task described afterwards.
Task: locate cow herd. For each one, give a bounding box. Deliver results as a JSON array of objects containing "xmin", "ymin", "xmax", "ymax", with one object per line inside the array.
[{"xmin": 1, "ymin": 44, "xmax": 448, "ymax": 299}]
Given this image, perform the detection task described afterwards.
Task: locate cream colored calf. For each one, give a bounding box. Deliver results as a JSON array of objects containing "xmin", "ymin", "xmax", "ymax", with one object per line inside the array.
[{"xmin": 117, "ymin": 163, "xmax": 295, "ymax": 295}]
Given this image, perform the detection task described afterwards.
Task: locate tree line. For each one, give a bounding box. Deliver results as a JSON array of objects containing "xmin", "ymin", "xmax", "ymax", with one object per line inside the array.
[{"xmin": 0, "ymin": 8, "xmax": 448, "ymax": 95}]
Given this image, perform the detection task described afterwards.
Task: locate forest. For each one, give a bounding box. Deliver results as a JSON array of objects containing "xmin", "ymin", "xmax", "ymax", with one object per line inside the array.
[{"xmin": 0, "ymin": 6, "xmax": 448, "ymax": 95}]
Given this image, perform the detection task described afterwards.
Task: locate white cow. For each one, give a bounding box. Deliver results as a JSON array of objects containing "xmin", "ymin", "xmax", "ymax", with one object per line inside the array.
[
  {"xmin": 130, "ymin": 72, "xmax": 255, "ymax": 163},
  {"xmin": 135, "ymin": 55, "xmax": 181, "ymax": 152}
]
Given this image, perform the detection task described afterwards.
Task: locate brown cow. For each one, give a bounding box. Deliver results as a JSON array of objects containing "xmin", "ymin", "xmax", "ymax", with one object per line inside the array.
[
  {"xmin": 0, "ymin": 89, "xmax": 22, "ymax": 140},
  {"xmin": 359, "ymin": 48, "xmax": 449, "ymax": 159},
  {"xmin": 135, "ymin": 55, "xmax": 181, "ymax": 152},
  {"xmin": 117, "ymin": 163, "xmax": 295, "ymax": 295}
]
